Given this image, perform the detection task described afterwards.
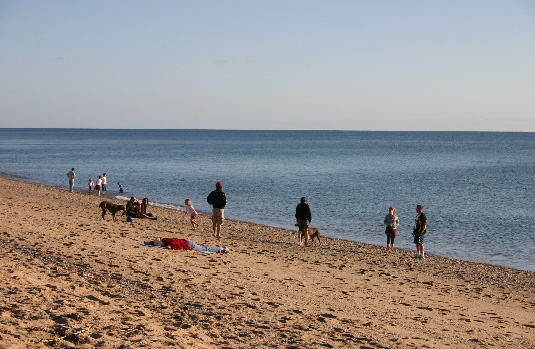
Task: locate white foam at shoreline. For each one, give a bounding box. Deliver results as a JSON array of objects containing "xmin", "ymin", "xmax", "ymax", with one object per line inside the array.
[{"xmin": 113, "ymin": 195, "xmax": 186, "ymax": 212}]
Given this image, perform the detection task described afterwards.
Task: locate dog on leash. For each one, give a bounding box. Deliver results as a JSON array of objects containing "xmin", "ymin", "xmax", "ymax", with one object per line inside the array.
[
  {"xmin": 308, "ymin": 228, "xmax": 321, "ymax": 244},
  {"xmin": 99, "ymin": 201, "xmax": 125, "ymax": 221},
  {"xmin": 294, "ymin": 224, "xmax": 321, "ymax": 245}
]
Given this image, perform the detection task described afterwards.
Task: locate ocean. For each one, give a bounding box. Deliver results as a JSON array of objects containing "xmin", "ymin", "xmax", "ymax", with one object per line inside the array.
[{"xmin": 1, "ymin": 129, "xmax": 534, "ymax": 272}]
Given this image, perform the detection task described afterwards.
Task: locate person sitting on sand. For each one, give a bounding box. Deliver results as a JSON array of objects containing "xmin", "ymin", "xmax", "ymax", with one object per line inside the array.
[
  {"xmin": 144, "ymin": 238, "xmax": 229, "ymax": 253},
  {"xmin": 184, "ymin": 199, "xmax": 200, "ymax": 230},
  {"xmin": 137, "ymin": 198, "xmax": 157, "ymax": 220},
  {"xmin": 125, "ymin": 196, "xmax": 139, "ymax": 217}
]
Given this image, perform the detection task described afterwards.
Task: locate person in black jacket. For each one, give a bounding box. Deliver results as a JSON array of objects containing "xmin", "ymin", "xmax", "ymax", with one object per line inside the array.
[
  {"xmin": 207, "ymin": 182, "xmax": 227, "ymax": 239},
  {"xmin": 125, "ymin": 196, "xmax": 139, "ymax": 217},
  {"xmin": 295, "ymin": 197, "xmax": 312, "ymax": 246},
  {"xmin": 412, "ymin": 204, "xmax": 427, "ymax": 259}
]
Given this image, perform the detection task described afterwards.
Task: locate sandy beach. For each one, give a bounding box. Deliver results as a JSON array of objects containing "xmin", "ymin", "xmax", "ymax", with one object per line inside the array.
[{"xmin": 0, "ymin": 176, "xmax": 533, "ymax": 348}]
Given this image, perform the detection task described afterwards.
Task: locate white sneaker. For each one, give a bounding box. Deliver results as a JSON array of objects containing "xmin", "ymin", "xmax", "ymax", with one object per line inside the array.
[
  {"xmin": 418, "ymin": 254, "xmax": 425, "ymax": 259},
  {"xmin": 413, "ymin": 254, "xmax": 420, "ymax": 258}
]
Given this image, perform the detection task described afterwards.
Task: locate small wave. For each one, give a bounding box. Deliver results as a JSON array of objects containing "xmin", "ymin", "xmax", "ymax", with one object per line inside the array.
[
  {"xmin": 113, "ymin": 195, "xmax": 131, "ymax": 201},
  {"xmin": 151, "ymin": 201, "xmax": 185, "ymax": 211},
  {"xmin": 112, "ymin": 195, "xmax": 186, "ymax": 212}
]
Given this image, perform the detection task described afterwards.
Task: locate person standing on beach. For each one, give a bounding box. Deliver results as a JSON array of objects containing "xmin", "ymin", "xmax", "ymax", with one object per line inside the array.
[
  {"xmin": 95, "ymin": 175, "xmax": 102, "ymax": 197},
  {"xmin": 88, "ymin": 178, "xmax": 94, "ymax": 193},
  {"xmin": 413, "ymin": 204, "xmax": 427, "ymax": 259},
  {"xmin": 384, "ymin": 206, "xmax": 400, "ymax": 250},
  {"xmin": 66, "ymin": 168, "xmax": 76, "ymax": 192},
  {"xmin": 295, "ymin": 197, "xmax": 312, "ymax": 247},
  {"xmin": 207, "ymin": 182, "xmax": 227, "ymax": 239},
  {"xmin": 101, "ymin": 173, "xmax": 108, "ymax": 194}
]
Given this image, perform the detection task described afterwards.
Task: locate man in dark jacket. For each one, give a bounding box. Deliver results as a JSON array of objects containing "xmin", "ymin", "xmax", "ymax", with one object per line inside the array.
[
  {"xmin": 412, "ymin": 204, "xmax": 427, "ymax": 259},
  {"xmin": 295, "ymin": 197, "xmax": 312, "ymax": 246},
  {"xmin": 207, "ymin": 182, "xmax": 227, "ymax": 239},
  {"xmin": 125, "ymin": 196, "xmax": 139, "ymax": 217}
]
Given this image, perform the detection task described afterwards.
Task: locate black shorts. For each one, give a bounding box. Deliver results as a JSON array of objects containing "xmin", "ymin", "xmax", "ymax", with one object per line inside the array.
[
  {"xmin": 413, "ymin": 234, "xmax": 425, "ymax": 244},
  {"xmin": 297, "ymin": 219, "xmax": 309, "ymax": 232}
]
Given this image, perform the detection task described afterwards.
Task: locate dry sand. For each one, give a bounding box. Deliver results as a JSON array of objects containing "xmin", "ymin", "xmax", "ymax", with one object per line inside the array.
[{"xmin": 0, "ymin": 176, "xmax": 533, "ymax": 348}]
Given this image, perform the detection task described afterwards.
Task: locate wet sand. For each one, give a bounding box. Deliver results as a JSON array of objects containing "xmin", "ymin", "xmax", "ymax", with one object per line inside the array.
[{"xmin": 0, "ymin": 176, "xmax": 533, "ymax": 348}]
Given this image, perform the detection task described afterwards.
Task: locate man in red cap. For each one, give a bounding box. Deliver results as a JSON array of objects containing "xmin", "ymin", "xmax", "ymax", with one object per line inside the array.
[{"xmin": 207, "ymin": 181, "xmax": 227, "ymax": 239}]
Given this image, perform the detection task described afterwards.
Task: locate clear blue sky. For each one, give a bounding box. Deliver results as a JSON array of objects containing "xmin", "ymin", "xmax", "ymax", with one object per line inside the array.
[{"xmin": 1, "ymin": 1, "xmax": 534, "ymax": 131}]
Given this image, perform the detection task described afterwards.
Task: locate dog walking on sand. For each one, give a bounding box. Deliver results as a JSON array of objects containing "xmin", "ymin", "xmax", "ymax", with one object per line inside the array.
[
  {"xmin": 99, "ymin": 201, "xmax": 126, "ymax": 221},
  {"xmin": 294, "ymin": 224, "xmax": 321, "ymax": 245}
]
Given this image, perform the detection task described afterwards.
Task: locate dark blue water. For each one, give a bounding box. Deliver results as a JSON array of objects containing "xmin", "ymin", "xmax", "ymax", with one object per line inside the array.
[{"xmin": 1, "ymin": 129, "xmax": 534, "ymax": 271}]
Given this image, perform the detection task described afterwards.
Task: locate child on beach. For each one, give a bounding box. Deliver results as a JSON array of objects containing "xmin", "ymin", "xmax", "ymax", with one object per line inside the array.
[
  {"xmin": 117, "ymin": 182, "xmax": 124, "ymax": 193},
  {"xmin": 94, "ymin": 176, "xmax": 102, "ymax": 197},
  {"xmin": 88, "ymin": 178, "xmax": 94, "ymax": 193},
  {"xmin": 413, "ymin": 204, "xmax": 427, "ymax": 259},
  {"xmin": 384, "ymin": 206, "xmax": 400, "ymax": 250},
  {"xmin": 101, "ymin": 173, "xmax": 107, "ymax": 194},
  {"xmin": 184, "ymin": 199, "xmax": 200, "ymax": 230}
]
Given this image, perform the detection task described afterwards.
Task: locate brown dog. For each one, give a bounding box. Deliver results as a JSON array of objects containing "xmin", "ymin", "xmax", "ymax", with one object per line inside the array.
[
  {"xmin": 308, "ymin": 228, "xmax": 321, "ymax": 245},
  {"xmin": 294, "ymin": 224, "xmax": 321, "ymax": 245},
  {"xmin": 99, "ymin": 201, "xmax": 125, "ymax": 221}
]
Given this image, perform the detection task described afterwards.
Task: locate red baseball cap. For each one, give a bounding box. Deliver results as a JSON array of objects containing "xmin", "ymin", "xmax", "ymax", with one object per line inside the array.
[{"xmin": 216, "ymin": 182, "xmax": 223, "ymax": 188}]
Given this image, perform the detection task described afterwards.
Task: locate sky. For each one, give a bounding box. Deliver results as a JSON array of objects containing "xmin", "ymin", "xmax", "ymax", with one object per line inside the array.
[{"xmin": 0, "ymin": 1, "xmax": 534, "ymax": 131}]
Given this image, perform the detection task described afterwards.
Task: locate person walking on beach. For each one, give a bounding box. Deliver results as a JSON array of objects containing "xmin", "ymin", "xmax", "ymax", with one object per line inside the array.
[
  {"xmin": 101, "ymin": 173, "xmax": 108, "ymax": 194},
  {"xmin": 413, "ymin": 204, "xmax": 427, "ymax": 259},
  {"xmin": 184, "ymin": 199, "xmax": 200, "ymax": 230},
  {"xmin": 66, "ymin": 168, "xmax": 76, "ymax": 192},
  {"xmin": 384, "ymin": 206, "xmax": 400, "ymax": 250},
  {"xmin": 207, "ymin": 182, "xmax": 227, "ymax": 239},
  {"xmin": 88, "ymin": 178, "xmax": 94, "ymax": 193},
  {"xmin": 295, "ymin": 197, "xmax": 312, "ymax": 247}
]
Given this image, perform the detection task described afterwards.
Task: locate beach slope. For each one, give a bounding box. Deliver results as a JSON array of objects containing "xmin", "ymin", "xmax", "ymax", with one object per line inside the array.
[{"xmin": 0, "ymin": 177, "xmax": 533, "ymax": 348}]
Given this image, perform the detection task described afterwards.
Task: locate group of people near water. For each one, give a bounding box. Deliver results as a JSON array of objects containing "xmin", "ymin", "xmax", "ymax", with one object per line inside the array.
[
  {"xmin": 66, "ymin": 168, "xmax": 124, "ymax": 197},
  {"xmin": 139, "ymin": 181, "xmax": 228, "ymax": 253},
  {"xmin": 87, "ymin": 172, "xmax": 108, "ymax": 196},
  {"xmin": 140, "ymin": 182, "xmax": 228, "ymax": 253},
  {"xmin": 294, "ymin": 196, "xmax": 427, "ymax": 258},
  {"xmin": 69, "ymin": 168, "xmax": 426, "ymax": 258},
  {"xmin": 382, "ymin": 205, "xmax": 428, "ymax": 259},
  {"xmin": 68, "ymin": 169, "xmax": 229, "ymax": 253},
  {"xmin": 125, "ymin": 197, "xmax": 157, "ymax": 220}
]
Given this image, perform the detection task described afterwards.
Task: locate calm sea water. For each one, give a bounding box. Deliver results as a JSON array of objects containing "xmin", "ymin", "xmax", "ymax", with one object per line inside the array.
[{"xmin": 1, "ymin": 129, "xmax": 534, "ymax": 272}]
